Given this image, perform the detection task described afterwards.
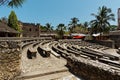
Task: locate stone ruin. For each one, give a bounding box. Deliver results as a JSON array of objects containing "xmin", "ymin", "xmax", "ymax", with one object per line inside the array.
[
  {"xmin": 66, "ymin": 56, "xmax": 120, "ymax": 80},
  {"xmin": 0, "ymin": 41, "xmax": 21, "ymax": 80},
  {"xmin": 1, "ymin": 38, "xmax": 120, "ymax": 80}
]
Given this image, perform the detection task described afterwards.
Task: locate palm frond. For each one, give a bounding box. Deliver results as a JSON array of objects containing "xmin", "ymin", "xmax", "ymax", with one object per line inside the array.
[
  {"xmin": 90, "ymin": 6, "xmax": 115, "ymax": 34},
  {"xmin": 8, "ymin": 0, "xmax": 25, "ymax": 8}
]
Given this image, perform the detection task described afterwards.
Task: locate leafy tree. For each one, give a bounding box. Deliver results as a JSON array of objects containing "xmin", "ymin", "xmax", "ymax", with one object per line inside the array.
[
  {"xmin": 90, "ymin": 6, "xmax": 115, "ymax": 34},
  {"xmin": 73, "ymin": 23, "xmax": 88, "ymax": 34},
  {"xmin": 8, "ymin": 10, "xmax": 21, "ymax": 32},
  {"xmin": 56, "ymin": 23, "xmax": 66, "ymax": 39},
  {"xmin": 83, "ymin": 21, "xmax": 89, "ymax": 33},
  {"xmin": 68, "ymin": 17, "xmax": 79, "ymax": 33},
  {"xmin": 40, "ymin": 25, "xmax": 47, "ymax": 32},
  {"xmin": 0, "ymin": 0, "xmax": 25, "ymax": 8}
]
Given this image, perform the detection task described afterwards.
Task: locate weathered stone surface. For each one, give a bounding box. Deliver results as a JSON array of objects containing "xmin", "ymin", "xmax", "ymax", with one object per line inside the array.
[
  {"xmin": 0, "ymin": 41, "xmax": 21, "ymax": 80},
  {"xmin": 66, "ymin": 56, "xmax": 120, "ymax": 80}
]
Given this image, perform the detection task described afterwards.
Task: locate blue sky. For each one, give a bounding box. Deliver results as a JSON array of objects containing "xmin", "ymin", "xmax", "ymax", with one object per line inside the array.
[{"xmin": 0, "ymin": 0, "xmax": 120, "ymax": 28}]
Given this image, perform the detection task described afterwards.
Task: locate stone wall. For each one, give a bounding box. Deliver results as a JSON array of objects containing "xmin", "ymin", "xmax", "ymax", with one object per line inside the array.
[
  {"xmin": 0, "ymin": 41, "xmax": 21, "ymax": 80},
  {"xmin": 86, "ymin": 40, "xmax": 115, "ymax": 48},
  {"xmin": 66, "ymin": 56, "xmax": 120, "ymax": 80},
  {"xmin": 110, "ymin": 35, "xmax": 120, "ymax": 48},
  {"xmin": 109, "ymin": 30, "xmax": 120, "ymax": 48},
  {"xmin": 22, "ymin": 23, "xmax": 40, "ymax": 37}
]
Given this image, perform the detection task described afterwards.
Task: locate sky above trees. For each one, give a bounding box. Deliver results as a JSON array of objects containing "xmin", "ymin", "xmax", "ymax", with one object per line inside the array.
[{"xmin": 0, "ymin": 0, "xmax": 119, "ymax": 27}]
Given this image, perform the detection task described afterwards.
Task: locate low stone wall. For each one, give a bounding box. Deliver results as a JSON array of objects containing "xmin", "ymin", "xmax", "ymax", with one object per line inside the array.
[
  {"xmin": 86, "ymin": 40, "xmax": 115, "ymax": 48},
  {"xmin": 66, "ymin": 56, "xmax": 120, "ymax": 80},
  {"xmin": 109, "ymin": 35, "xmax": 120, "ymax": 48},
  {"xmin": 0, "ymin": 41, "xmax": 21, "ymax": 80},
  {"xmin": 110, "ymin": 31, "xmax": 120, "ymax": 48},
  {"xmin": 114, "ymin": 40, "xmax": 120, "ymax": 49}
]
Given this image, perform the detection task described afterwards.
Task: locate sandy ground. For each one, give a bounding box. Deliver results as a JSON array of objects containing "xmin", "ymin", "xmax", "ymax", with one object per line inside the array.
[{"xmin": 20, "ymin": 44, "xmax": 82, "ymax": 80}]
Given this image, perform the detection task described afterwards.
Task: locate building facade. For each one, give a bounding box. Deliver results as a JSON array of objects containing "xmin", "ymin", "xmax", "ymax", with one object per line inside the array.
[
  {"xmin": 21, "ymin": 23, "xmax": 40, "ymax": 37},
  {"xmin": 109, "ymin": 8, "xmax": 120, "ymax": 48}
]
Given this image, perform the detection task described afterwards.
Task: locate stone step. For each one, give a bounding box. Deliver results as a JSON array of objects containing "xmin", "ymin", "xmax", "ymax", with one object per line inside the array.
[
  {"xmin": 24, "ymin": 71, "xmax": 75, "ymax": 80},
  {"xmin": 18, "ymin": 67, "xmax": 68, "ymax": 80}
]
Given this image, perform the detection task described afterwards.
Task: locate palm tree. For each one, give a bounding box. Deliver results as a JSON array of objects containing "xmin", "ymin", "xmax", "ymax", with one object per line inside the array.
[
  {"xmin": 90, "ymin": 6, "xmax": 115, "ymax": 34},
  {"xmin": 83, "ymin": 21, "xmax": 89, "ymax": 33},
  {"xmin": 83, "ymin": 22, "xmax": 89, "ymax": 28},
  {"xmin": 40, "ymin": 25, "xmax": 47, "ymax": 32},
  {"xmin": 68, "ymin": 17, "xmax": 79, "ymax": 33},
  {"xmin": 74, "ymin": 22, "xmax": 88, "ymax": 34},
  {"xmin": 109, "ymin": 25, "xmax": 117, "ymax": 31},
  {"xmin": 56, "ymin": 23, "xmax": 66, "ymax": 39},
  {"xmin": 45, "ymin": 23, "xmax": 53, "ymax": 32},
  {"xmin": 0, "ymin": 0, "xmax": 25, "ymax": 8}
]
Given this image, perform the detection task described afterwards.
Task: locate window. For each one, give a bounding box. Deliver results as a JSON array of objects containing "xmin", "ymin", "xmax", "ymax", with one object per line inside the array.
[
  {"xmin": 36, "ymin": 29, "xmax": 38, "ymax": 31},
  {"xmin": 29, "ymin": 28, "xmax": 31, "ymax": 31}
]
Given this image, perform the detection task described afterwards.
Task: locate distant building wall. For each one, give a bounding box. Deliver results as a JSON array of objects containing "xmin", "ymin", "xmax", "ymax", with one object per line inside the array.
[
  {"xmin": 22, "ymin": 23, "xmax": 39, "ymax": 37},
  {"xmin": 107, "ymin": 8, "xmax": 120, "ymax": 48},
  {"xmin": 109, "ymin": 30, "xmax": 120, "ymax": 48},
  {"xmin": 118, "ymin": 8, "xmax": 120, "ymax": 30},
  {"xmin": 20, "ymin": 22, "xmax": 57, "ymax": 38}
]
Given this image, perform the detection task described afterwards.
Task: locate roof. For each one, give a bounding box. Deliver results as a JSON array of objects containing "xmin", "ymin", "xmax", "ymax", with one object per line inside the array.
[
  {"xmin": 92, "ymin": 33, "xmax": 100, "ymax": 37},
  {"xmin": 0, "ymin": 22, "xmax": 19, "ymax": 33},
  {"xmin": 71, "ymin": 33, "xmax": 86, "ymax": 36}
]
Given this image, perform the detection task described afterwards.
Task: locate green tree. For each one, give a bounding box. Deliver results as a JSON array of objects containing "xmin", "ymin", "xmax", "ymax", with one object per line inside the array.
[
  {"xmin": 56, "ymin": 23, "xmax": 66, "ymax": 39},
  {"xmin": 83, "ymin": 21, "xmax": 89, "ymax": 33},
  {"xmin": 45, "ymin": 23, "xmax": 53, "ymax": 32},
  {"xmin": 8, "ymin": 10, "xmax": 21, "ymax": 32},
  {"xmin": 90, "ymin": 6, "xmax": 115, "ymax": 34},
  {"xmin": 0, "ymin": 0, "xmax": 25, "ymax": 8},
  {"xmin": 73, "ymin": 23, "xmax": 88, "ymax": 34},
  {"xmin": 83, "ymin": 22, "xmax": 89, "ymax": 28},
  {"xmin": 110, "ymin": 25, "xmax": 117, "ymax": 31},
  {"xmin": 40, "ymin": 25, "xmax": 47, "ymax": 32},
  {"xmin": 68, "ymin": 17, "xmax": 79, "ymax": 33}
]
